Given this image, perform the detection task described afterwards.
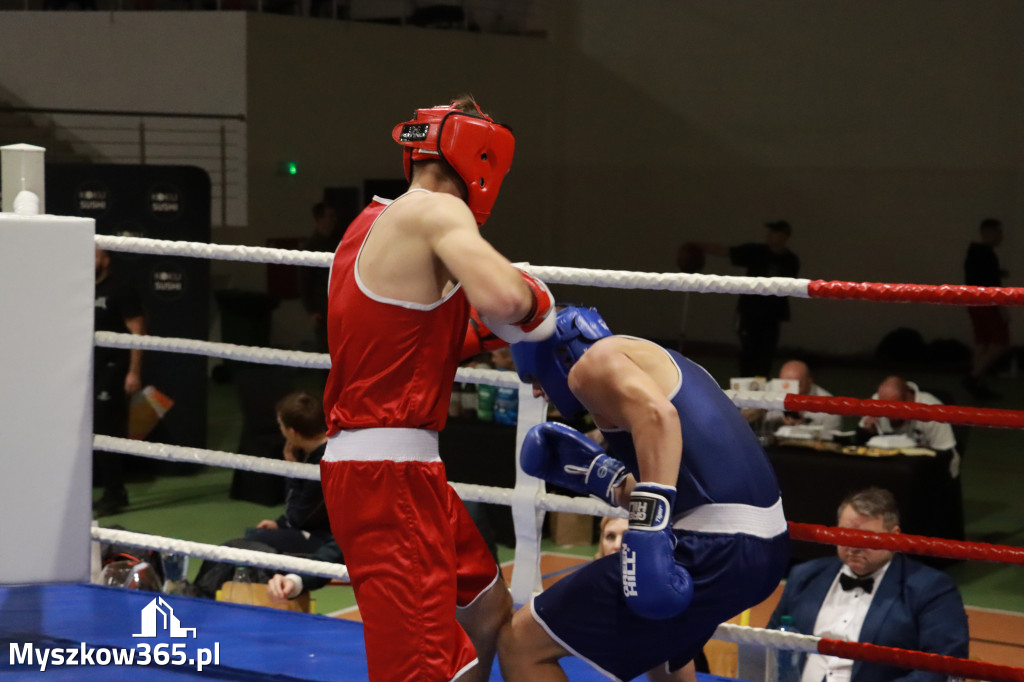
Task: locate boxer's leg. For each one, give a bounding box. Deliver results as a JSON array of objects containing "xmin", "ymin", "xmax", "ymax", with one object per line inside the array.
[
  {"xmin": 456, "ymin": 576, "xmax": 512, "ymax": 681},
  {"xmin": 497, "ymin": 603, "xmax": 571, "ymax": 682},
  {"xmin": 450, "ymin": 486, "xmax": 512, "ymax": 681}
]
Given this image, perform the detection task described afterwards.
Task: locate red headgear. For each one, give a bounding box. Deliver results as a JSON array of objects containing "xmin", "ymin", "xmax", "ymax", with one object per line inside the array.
[{"xmin": 391, "ymin": 101, "xmax": 515, "ymax": 226}]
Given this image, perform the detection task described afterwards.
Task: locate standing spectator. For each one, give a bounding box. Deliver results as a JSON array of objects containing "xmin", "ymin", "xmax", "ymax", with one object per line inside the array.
[
  {"xmin": 963, "ymin": 218, "xmax": 1008, "ymax": 401},
  {"xmin": 93, "ymin": 247, "xmax": 146, "ymax": 517},
  {"xmin": 320, "ymin": 96, "xmax": 554, "ymax": 681},
  {"xmin": 300, "ymin": 201, "xmax": 341, "ymax": 353},
  {"xmin": 768, "ymin": 487, "xmax": 969, "ymax": 682},
  {"xmin": 697, "ymin": 221, "xmax": 801, "ymax": 377}
]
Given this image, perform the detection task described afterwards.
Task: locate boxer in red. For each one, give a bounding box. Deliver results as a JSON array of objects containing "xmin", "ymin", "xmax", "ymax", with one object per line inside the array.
[{"xmin": 320, "ymin": 96, "xmax": 555, "ymax": 681}]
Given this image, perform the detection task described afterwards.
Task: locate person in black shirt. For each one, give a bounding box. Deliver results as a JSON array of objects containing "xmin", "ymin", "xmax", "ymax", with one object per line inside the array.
[
  {"xmin": 94, "ymin": 247, "xmax": 147, "ymax": 516},
  {"xmin": 962, "ymin": 218, "xmax": 1008, "ymax": 401},
  {"xmin": 299, "ymin": 202, "xmax": 341, "ymax": 353},
  {"xmin": 698, "ymin": 221, "xmax": 801, "ymax": 377},
  {"xmin": 245, "ymin": 391, "xmax": 333, "ymax": 554}
]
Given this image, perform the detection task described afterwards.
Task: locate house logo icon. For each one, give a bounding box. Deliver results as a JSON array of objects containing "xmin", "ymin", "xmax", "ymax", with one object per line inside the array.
[{"xmin": 133, "ymin": 597, "xmax": 197, "ymax": 639}]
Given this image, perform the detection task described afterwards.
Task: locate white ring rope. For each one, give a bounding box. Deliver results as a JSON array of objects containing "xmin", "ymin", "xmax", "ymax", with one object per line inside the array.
[
  {"xmin": 725, "ymin": 390, "xmax": 788, "ymax": 411},
  {"xmin": 94, "ymin": 526, "xmax": 349, "ymax": 582},
  {"xmin": 95, "ymin": 235, "xmax": 333, "ymax": 268},
  {"xmin": 94, "ymin": 332, "xmax": 520, "ymax": 387},
  {"xmin": 94, "ymin": 528, "xmax": 812, "ymax": 653},
  {"xmin": 95, "ymin": 234, "xmax": 812, "ymax": 298},
  {"xmin": 529, "ymin": 265, "xmax": 812, "ymax": 298},
  {"xmin": 93, "ymin": 435, "xmax": 620, "ymax": 518},
  {"xmin": 96, "ymin": 331, "xmax": 329, "ymax": 370},
  {"xmin": 95, "ymin": 435, "xmax": 315, "ymax": 479},
  {"xmin": 93, "ymin": 332, "xmax": 802, "ymax": 404},
  {"xmin": 712, "ymin": 623, "xmax": 821, "ymax": 653}
]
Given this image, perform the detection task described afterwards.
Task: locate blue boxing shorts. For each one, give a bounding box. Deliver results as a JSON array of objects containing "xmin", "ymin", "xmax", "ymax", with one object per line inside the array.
[{"xmin": 531, "ymin": 520, "xmax": 789, "ymax": 681}]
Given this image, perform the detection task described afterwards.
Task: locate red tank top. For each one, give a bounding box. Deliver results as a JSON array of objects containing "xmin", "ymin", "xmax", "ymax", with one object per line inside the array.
[{"xmin": 323, "ymin": 194, "xmax": 469, "ymax": 435}]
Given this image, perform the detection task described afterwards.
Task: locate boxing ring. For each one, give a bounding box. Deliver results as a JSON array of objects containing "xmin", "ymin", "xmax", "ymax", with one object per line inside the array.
[{"xmin": 2, "ymin": 151, "xmax": 1024, "ymax": 681}]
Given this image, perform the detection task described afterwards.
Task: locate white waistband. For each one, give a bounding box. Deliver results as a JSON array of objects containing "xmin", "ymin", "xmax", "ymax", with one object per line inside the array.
[
  {"xmin": 323, "ymin": 428, "xmax": 441, "ymax": 463},
  {"xmin": 672, "ymin": 497, "xmax": 787, "ymax": 539}
]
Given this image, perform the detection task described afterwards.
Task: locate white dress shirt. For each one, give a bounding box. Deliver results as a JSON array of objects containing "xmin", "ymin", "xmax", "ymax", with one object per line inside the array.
[
  {"xmin": 766, "ymin": 384, "xmax": 843, "ymax": 432},
  {"xmin": 856, "ymin": 381, "xmax": 959, "ymax": 476},
  {"xmin": 800, "ymin": 561, "xmax": 892, "ymax": 682}
]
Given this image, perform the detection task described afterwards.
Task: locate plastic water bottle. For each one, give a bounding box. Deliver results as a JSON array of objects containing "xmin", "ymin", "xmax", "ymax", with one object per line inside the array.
[
  {"xmin": 460, "ymin": 383, "xmax": 478, "ymax": 417},
  {"xmin": 774, "ymin": 615, "xmax": 803, "ymax": 682},
  {"xmin": 476, "ymin": 383, "xmax": 496, "ymax": 422},
  {"xmin": 493, "ymin": 385, "xmax": 518, "ymax": 425},
  {"xmin": 161, "ymin": 551, "xmax": 189, "ymax": 594}
]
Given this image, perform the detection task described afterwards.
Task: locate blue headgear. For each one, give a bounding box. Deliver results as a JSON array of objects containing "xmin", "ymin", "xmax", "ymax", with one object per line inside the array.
[{"xmin": 510, "ymin": 306, "xmax": 612, "ymax": 419}]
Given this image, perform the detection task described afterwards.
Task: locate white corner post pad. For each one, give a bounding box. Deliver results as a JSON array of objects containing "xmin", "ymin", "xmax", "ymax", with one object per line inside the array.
[
  {"xmin": 0, "ymin": 213, "xmax": 95, "ymax": 583},
  {"xmin": 1, "ymin": 143, "xmax": 46, "ymax": 214},
  {"xmin": 509, "ymin": 383, "xmax": 549, "ymax": 606}
]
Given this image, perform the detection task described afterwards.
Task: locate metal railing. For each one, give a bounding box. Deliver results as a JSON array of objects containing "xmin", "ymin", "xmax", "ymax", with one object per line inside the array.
[
  {"xmin": 0, "ymin": 106, "xmax": 247, "ymax": 227},
  {"xmin": 0, "ymin": 0, "xmax": 546, "ymax": 36}
]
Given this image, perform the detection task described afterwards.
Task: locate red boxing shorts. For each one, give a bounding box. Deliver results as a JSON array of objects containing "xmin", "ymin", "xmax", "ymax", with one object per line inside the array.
[
  {"xmin": 968, "ymin": 306, "xmax": 1009, "ymax": 346},
  {"xmin": 321, "ymin": 429, "xmax": 499, "ymax": 682}
]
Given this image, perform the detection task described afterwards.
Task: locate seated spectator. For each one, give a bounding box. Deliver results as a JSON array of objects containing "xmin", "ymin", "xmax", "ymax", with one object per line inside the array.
[
  {"xmin": 191, "ymin": 393, "xmax": 332, "ymax": 600},
  {"xmin": 768, "ymin": 487, "xmax": 969, "ymax": 682},
  {"xmin": 245, "ymin": 391, "xmax": 332, "ymax": 554},
  {"xmin": 594, "ymin": 515, "xmax": 628, "ymax": 560},
  {"xmin": 744, "ymin": 359, "xmax": 842, "ymax": 434},
  {"xmin": 267, "ymin": 508, "xmax": 497, "ymax": 604},
  {"xmin": 267, "ymin": 538, "xmax": 346, "ymax": 602},
  {"xmin": 857, "ymin": 376, "xmax": 959, "ymax": 475}
]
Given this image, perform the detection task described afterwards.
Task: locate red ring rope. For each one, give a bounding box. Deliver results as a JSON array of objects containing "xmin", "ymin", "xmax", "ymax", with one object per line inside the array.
[
  {"xmin": 807, "ymin": 280, "xmax": 1024, "ymax": 306},
  {"xmin": 785, "ymin": 395, "xmax": 1024, "ymax": 429},
  {"xmin": 817, "ymin": 638, "xmax": 1024, "ymax": 682},
  {"xmin": 788, "ymin": 523, "xmax": 1024, "ymax": 565}
]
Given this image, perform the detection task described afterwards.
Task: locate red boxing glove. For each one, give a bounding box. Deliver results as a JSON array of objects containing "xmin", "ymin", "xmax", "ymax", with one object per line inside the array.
[
  {"xmin": 461, "ymin": 306, "xmax": 509, "ymax": 360},
  {"xmin": 481, "ymin": 266, "xmax": 556, "ymax": 343}
]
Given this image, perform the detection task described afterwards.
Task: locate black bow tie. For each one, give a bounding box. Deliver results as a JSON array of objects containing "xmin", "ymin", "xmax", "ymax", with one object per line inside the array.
[{"xmin": 839, "ymin": 573, "xmax": 874, "ymax": 594}]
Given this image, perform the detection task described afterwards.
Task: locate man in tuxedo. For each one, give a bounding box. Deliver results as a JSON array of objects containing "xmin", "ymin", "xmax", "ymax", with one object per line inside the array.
[{"xmin": 768, "ymin": 487, "xmax": 968, "ymax": 682}]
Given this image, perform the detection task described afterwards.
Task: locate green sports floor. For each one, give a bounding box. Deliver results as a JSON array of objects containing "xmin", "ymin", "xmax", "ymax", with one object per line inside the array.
[{"xmin": 94, "ymin": 354, "xmax": 1024, "ymax": 617}]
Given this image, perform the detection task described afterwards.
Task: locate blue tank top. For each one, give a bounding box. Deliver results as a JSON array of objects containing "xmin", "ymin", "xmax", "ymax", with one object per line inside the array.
[{"xmin": 600, "ymin": 346, "xmax": 780, "ymax": 515}]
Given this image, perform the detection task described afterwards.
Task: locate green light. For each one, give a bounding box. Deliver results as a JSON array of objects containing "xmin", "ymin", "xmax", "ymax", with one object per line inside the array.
[{"xmin": 287, "ymin": 162, "xmax": 298, "ymax": 175}]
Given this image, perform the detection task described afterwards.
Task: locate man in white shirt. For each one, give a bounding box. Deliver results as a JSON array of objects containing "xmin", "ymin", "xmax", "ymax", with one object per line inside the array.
[
  {"xmin": 768, "ymin": 488, "xmax": 968, "ymax": 682},
  {"xmin": 858, "ymin": 376, "xmax": 956, "ymax": 451},
  {"xmin": 767, "ymin": 359, "xmax": 843, "ymax": 432},
  {"xmin": 857, "ymin": 375, "xmax": 959, "ymax": 477}
]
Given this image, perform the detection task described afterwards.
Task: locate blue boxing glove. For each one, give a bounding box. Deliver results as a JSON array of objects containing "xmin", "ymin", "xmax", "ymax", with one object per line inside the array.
[
  {"xmin": 520, "ymin": 422, "xmax": 627, "ymax": 506},
  {"xmin": 620, "ymin": 483, "xmax": 694, "ymax": 620}
]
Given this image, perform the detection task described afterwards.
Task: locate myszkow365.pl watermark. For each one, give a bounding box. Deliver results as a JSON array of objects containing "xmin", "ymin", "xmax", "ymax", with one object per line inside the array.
[{"xmin": 9, "ymin": 596, "xmax": 221, "ymax": 672}]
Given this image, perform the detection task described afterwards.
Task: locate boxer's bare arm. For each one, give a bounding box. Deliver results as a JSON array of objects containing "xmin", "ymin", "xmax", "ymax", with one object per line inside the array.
[
  {"xmin": 358, "ymin": 191, "xmax": 534, "ymax": 325},
  {"xmin": 417, "ymin": 193, "xmax": 533, "ymax": 324},
  {"xmin": 570, "ymin": 339, "xmax": 683, "ymax": 495}
]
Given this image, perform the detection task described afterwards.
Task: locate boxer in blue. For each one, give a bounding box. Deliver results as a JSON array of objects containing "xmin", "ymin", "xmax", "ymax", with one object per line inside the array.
[{"xmin": 497, "ymin": 306, "xmax": 790, "ymax": 682}]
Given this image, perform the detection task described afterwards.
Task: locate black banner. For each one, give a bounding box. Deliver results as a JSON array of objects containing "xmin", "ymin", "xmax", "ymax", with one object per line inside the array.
[{"xmin": 47, "ymin": 164, "xmax": 211, "ymax": 455}]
